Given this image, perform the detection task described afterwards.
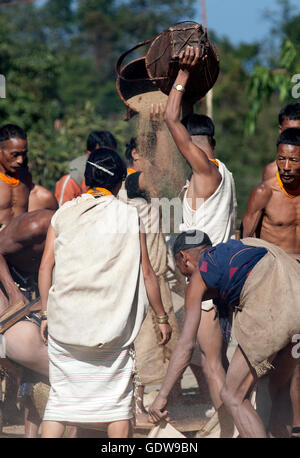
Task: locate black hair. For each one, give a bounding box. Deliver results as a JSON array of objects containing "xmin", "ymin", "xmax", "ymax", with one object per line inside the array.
[
  {"xmin": 86, "ymin": 130, "xmax": 117, "ymax": 151},
  {"xmin": 181, "ymin": 114, "xmax": 215, "ymax": 137},
  {"xmin": 279, "ymin": 103, "xmax": 300, "ymax": 125},
  {"xmin": 84, "ymin": 147, "xmax": 127, "ymax": 191},
  {"xmin": 173, "ymin": 230, "xmax": 212, "ymax": 257},
  {"xmin": 0, "ymin": 124, "xmax": 27, "ymax": 143},
  {"xmin": 125, "ymin": 137, "xmax": 137, "ymax": 163},
  {"xmin": 276, "ymin": 128, "xmax": 300, "ymax": 148}
]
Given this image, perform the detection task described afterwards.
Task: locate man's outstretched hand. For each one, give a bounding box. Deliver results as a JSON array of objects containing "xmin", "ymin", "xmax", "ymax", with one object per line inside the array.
[{"xmin": 148, "ymin": 393, "xmax": 170, "ymax": 424}]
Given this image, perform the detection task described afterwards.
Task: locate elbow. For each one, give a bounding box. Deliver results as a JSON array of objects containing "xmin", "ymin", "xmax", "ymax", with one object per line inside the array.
[
  {"xmin": 176, "ymin": 342, "xmax": 194, "ymax": 369},
  {"xmin": 164, "ymin": 110, "xmax": 170, "ymax": 126},
  {"xmin": 164, "ymin": 108, "xmax": 176, "ymax": 126},
  {"xmin": 143, "ymin": 265, "xmax": 155, "ymax": 284}
]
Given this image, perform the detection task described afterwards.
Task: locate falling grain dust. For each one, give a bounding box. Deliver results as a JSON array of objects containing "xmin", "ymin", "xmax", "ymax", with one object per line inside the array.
[{"xmin": 127, "ymin": 90, "xmax": 188, "ymax": 201}]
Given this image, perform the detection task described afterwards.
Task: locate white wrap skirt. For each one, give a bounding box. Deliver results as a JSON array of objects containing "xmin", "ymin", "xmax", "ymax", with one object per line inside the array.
[{"xmin": 43, "ymin": 335, "xmax": 135, "ymax": 423}]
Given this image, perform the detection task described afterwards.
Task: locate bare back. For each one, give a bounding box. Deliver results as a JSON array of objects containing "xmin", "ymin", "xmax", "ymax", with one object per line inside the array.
[
  {"xmin": 29, "ymin": 184, "xmax": 58, "ymax": 212},
  {"xmin": 186, "ymin": 159, "xmax": 221, "ymax": 210}
]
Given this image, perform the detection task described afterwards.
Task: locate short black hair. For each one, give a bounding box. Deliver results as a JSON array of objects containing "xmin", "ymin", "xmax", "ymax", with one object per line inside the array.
[
  {"xmin": 84, "ymin": 147, "xmax": 127, "ymax": 191},
  {"xmin": 86, "ymin": 130, "xmax": 117, "ymax": 151},
  {"xmin": 173, "ymin": 230, "xmax": 212, "ymax": 257},
  {"xmin": 125, "ymin": 137, "xmax": 137, "ymax": 163},
  {"xmin": 181, "ymin": 114, "xmax": 215, "ymax": 137},
  {"xmin": 0, "ymin": 124, "xmax": 27, "ymax": 143},
  {"xmin": 277, "ymin": 128, "xmax": 300, "ymax": 148},
  {"xmin": 279, "ymin": 103, "xmax": 300, "ymax": 125}
]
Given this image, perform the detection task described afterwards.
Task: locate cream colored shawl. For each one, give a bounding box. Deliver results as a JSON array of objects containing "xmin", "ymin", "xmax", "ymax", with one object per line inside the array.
[{"xmin": 47, "ymin": 194, "xmax": 148, "ymax": 348}]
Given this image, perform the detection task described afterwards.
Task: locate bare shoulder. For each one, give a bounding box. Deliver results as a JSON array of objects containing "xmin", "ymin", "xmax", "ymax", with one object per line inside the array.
[
  {"xmin": 246, "ymin": 179, "xmax": 273, "ymax": 210},
  {"xmin": 29, "ymin": 184, "xmax": 58, "ymax": 211},
  {"xmin": 253, "ymin": 179, "xmax": 273, "ymax": 197},
  {"xmin": 262, "ymin": 160, "xmax": 277, "ymax": 181},
  {"xmin": 31, "ymin": 184, "xmax": 53, "ymax": 199}
]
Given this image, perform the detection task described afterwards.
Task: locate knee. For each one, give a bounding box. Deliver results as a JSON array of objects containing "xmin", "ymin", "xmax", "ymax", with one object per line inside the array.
[
  {"xmin": 200, "ymin": 352, "xmax": 224, "ymax": 379},
  {"xmin": 220, "ymin": 384, "xmax": 240, "ymax": 410}
]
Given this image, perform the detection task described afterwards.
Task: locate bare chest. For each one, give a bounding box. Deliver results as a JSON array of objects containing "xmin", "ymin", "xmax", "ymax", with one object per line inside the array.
[
  {"xmin": 264, "ymin": 193, "xmax": 300, "ymax": 228},
  {"xmin": 0, "ymin": 181, "xmax": 29, "ymax": 224}
]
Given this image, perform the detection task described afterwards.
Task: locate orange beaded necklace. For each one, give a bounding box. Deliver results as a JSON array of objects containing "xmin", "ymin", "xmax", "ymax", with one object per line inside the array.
[
  {"xmin": 87, "ymin": 187, "xmax": 113, "ymax": 197},
  {"xmin": 0, "ymin": 171, "xmax": 20, "ymax": 187}
]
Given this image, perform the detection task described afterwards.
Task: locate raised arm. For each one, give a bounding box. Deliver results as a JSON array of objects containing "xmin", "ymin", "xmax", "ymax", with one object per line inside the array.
[
  {"xmin": 148, "ymin": 268, "xmax": 206, "ymax": 423},
  {"xmin": 241, "ymin": 182, "xmax": 272, "ymax": 238},
  {"xmin": 164, "ymin": 46, "xmax": 214, "ymax": 176},
  {"xmin": 139, "ymin": 228, "xmax": 172, "ymax": 345}
]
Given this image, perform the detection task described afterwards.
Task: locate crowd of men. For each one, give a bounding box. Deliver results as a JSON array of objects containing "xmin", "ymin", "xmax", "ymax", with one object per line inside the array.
[{"xmin": 0, "ymin": 46, "xmax": 299, "ymax": 438}]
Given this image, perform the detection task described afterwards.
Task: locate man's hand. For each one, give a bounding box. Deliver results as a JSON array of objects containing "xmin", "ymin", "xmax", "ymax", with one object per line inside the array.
[
  {"xmin": 148, "ymin": 393, "xmax": 170, "ymax": 424},
  {"xmin": 8, "ymin": 289, "xmax": 28, "ymax": 308},
  {"xmin": 157, "ymin": 322, "xmax": 172, "ymax": 345},
  {"xmin": 150, "ymin": 103, "xmax": 165, "ymax": 132},
  {"xmin": 40, "ymin": 319, "xmax": 48, "ymax": 346},
  {"xmin": 178, "ymin": 45, "xmax": 200, "ymax": 73}
]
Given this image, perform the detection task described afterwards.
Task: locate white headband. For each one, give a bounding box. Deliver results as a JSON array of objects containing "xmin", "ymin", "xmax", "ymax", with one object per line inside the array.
[{"xmin": 87, "ymin": 161, "xmax": 114, "ymax": 176}]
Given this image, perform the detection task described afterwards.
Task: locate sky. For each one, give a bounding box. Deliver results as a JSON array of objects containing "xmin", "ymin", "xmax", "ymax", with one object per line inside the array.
[{"xmin": 194, "ymin": 0, "xmax": 300, "ymax": 44}]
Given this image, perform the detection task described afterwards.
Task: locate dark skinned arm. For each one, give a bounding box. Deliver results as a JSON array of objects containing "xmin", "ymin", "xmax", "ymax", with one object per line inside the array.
[
  {"xmin": 0, "ymin": 211, "xmax": 53, "ymax": 309},
  {"xmin": 38, "ymin": 224, "xmax": 56, "ymax": 345},
  {"xmin": 148, "ymin": 269, "xmax": 207, "ymax": 423},
  {"xmin": 164, "ymin": 46, "xmax": 221, "ymax": 195},
  {"xmin": 241, "ymin": 182, "xmax": 272, "ymax": 238},
  {"xmin": 0, "ymin": 217, "xmax": 41, "ymax": 307},
  {"xmin": 140, "ymin": 228, "xmax": 172, "ymax": 345}
]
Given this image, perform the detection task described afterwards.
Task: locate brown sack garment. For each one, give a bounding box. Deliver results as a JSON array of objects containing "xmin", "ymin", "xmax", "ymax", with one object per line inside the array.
[{"xmin": 234, "ymin": 238, "xmax": 300, "ymax": 377}]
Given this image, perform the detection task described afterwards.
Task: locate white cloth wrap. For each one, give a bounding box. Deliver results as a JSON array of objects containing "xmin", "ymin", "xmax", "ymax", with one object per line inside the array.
[{"xmin": 47, "ymin": 193, "xmax": 148, "ymax": 349}]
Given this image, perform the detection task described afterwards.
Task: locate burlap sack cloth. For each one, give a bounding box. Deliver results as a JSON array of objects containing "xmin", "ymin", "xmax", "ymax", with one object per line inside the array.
[
  {"xmin": 134, "ymin": 231, "xmax": 180, "ymax": 385},
  {"xmin": 235, "ymin": 238, "xmax": 300, "ymax": 378},
  {"xmin": 148, "ymin": 420, "xmax": 185, "ymax": 438}
]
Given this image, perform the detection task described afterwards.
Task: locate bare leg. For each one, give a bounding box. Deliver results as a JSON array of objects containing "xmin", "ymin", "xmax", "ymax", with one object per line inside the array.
[
  {"xmin": 107, "ymin": 420, "xmax": 132, "ymax": 438},
  {"xmin": 196, "ymin": 310, "xmax": 227, "ymax": 409},
  {"xmin": 134, "ymin": 385, "xmax": 151, "ymax": 425},
  {"xmin": 41, "ymin": 420, "xmax": 66, "ymax": 438},
  {"xmin": 23, "ymin": 396, "xmax": 41, "ymax": 438},
  {"xmin": 220, "ymin": 345, "xmax": 266, "ymax": 438},
  {"xmin": 189, "ymin": 363, "xmax": 211, "ymax": 403},
  {"xmin": 4, "ymin": 321, "xmax": 49, "ymax": 377},
  {"xmin": 59, "ymin": 421, "xmax": 132, "ymax": 438},
  {"xmin": 269, "ymin": 344, "xmax": 299, "ymax": 437},
  {"xmin": 2, "ymin": 369, "xmax": 22, "ymax": 425},
  {"xmin": 290, "ymin": 362, "xmax": 300, "ymax": 437}
]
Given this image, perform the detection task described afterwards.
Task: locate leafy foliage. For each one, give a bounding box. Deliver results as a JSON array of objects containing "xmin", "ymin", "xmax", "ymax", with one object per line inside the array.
[{"xmin": 0, "ymin": 0, "xmax": 299, "ymax": 224}]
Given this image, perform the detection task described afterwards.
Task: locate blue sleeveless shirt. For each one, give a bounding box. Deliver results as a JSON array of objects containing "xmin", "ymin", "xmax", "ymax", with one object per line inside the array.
[{"xmin": 199, "ymin": 240, "xmax": 267, "ymax": 313}]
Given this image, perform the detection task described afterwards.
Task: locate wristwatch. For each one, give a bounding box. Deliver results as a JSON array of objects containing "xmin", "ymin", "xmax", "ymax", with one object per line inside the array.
[{"xmin": 172, "ymin": 84, "xmax": 186, "ymax": 93}]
